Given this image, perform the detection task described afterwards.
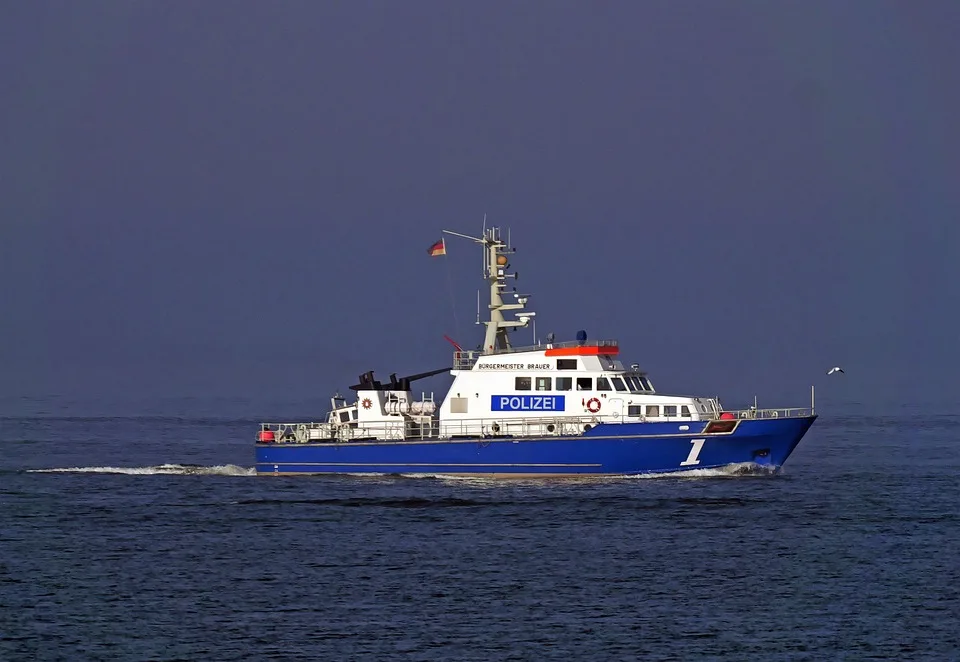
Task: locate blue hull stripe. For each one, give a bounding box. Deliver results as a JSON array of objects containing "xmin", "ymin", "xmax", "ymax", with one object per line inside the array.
[{"xmin": 255, "ymin": 416, "xmax": 816, "ymax": 476}]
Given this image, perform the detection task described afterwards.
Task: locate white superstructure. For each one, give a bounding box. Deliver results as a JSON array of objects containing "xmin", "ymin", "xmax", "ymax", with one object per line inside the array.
[{"xmin": 260, "ymin": 226, "xmax": 728, "ymax": 444}]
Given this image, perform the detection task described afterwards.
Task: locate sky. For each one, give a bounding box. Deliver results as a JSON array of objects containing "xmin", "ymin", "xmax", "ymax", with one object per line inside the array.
[{"xmin": 1, "ymin": 1, "xmax": 958, "ymax": 409}]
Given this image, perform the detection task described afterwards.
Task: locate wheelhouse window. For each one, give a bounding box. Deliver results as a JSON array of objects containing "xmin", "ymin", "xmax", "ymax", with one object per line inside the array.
[
  {"xmin": 681, "ymin": 405, "xmax": 692, "ymax": 417},
  {"xmin": 627, "ymin": 405, "xmax": 643, "ymax": 417},
  {"xmin": 612, "ymin": 376, "xmax": 628, "ymax": 392},
  {"xmin": 557, "ymin": 359, "xmax": 578, "ymax": 370},
  {"xmin": 556, "ymin": 377, "xmax": 573, "ymax": 391},
  {"xmin": 515, "ymin": 376, "xmax": 531, "ymax": 391},
  {"xmin": 664, "ymin": 405, "xmax": 678, "ymax": 417},
  {"xmin": 627, "ymin": 375, "xmax": 647, "ymax": 392},
  {"xmin": 576, "ymin": 377, "xmax": 592, "ymax": 390},
  {"xmin": 596, "ymin": 377, "xmax": 611, "ymax": 391},
  {"xmin": 645, "ymin": 405, "xmax": 660, "ymax": 417},
  {"xmin": 536, "ymin": 377, "xmax": 552, "ymax": 391},
  {"xmin": 640, "ymin": 377, "xmax": 654, "ymax": 391}
]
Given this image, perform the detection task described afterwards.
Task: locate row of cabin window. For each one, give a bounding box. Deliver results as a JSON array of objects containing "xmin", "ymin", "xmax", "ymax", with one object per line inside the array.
[
  {"xmin": 515, "ymin": 375, "xmax": 650, "ymax": 392},
  {"xmin": 627, "ymin": 404, "xmax": 692, "ymax": 418}
]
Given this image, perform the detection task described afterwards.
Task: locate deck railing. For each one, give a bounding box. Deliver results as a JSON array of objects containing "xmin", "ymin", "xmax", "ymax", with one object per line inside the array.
[
  {"xmin": 491, "ymin": 339, "xmax": 619, "ymax": 355},
  {"xmin": 722, "ymin": 407, "xmax": 814, "ymax": 420},
  {"xmin": 453, "ymin": 351, "xmax": 480, "ymax": 370},
  {"xmin": 257, "ymin": 406, "xmax": 815, "ymax": 444},
  {"xmin": 454, "ymin": 339, "xmax": 619, "ymax": 369},
  {"xmin": 258, "ymin": 415, "xmax": 608, "ymax": 443}
]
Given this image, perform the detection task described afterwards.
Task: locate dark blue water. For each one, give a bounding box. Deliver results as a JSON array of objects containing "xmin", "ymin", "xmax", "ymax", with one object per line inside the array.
[{"xmin": 3, "ymin": 395, "xmax": 959, "ymax": 660}]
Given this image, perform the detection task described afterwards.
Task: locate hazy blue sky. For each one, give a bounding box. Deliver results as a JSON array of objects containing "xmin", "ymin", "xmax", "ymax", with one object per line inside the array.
[{"xmin": 2, "ymin": 1, "xmax": 958, "ymax": 408}]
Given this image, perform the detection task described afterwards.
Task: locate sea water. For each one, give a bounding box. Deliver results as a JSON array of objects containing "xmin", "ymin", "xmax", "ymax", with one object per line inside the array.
[{"xmin": 2, "ymin": 395, "xmax": 958, "ymax": 660}]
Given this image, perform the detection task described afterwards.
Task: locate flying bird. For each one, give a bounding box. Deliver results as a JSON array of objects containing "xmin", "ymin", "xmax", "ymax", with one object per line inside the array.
[{"xmin": 827, "ymin": 366, "xmax": 844, "ymax": 375}]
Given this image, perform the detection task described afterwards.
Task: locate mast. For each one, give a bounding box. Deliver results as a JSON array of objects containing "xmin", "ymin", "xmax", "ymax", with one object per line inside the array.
[{"xmin": 442, "ymin": 225, "xmax": 534, "ymax": 354}]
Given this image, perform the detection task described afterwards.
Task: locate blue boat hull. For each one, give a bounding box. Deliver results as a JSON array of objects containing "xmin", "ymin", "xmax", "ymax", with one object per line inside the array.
[{"xmin": 255, "ymin": 415, "xmax": 816, "ymax": 476}]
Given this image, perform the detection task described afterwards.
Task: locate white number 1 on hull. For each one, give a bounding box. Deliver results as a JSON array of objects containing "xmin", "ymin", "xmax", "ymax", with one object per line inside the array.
[{"xmin": 680, "ymin": 439, "xmax": 706, "ymax": 466}]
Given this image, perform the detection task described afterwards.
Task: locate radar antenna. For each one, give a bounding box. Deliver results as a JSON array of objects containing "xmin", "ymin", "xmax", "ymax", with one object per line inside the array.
[{"xmin": 441, "ymin": 223, "xmax": 535, "ymax": 353}]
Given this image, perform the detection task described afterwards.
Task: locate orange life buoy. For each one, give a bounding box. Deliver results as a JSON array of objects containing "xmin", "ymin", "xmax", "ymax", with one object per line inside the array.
[{"xmin": 586, "ymin": 397, "xmax": 601, "ymax": 413}]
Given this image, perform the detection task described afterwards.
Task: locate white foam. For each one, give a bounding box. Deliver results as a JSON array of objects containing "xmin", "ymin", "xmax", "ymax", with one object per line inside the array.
[
  {"xmin": 27, "ymin": 463, "xmax": 771, "ymax": 480},
  {"xmin": 395, "ymin": 473, "xmax": 494, "ymax": 481},
  {"xmin": 28, "ymin": 463, "xmax": 256, "ymax": 477},
  {"xmin": 378, "ymin": 463, "xmax": 778, "ymax": 485},
  {"xmin": 627, "ymin": 462, "xmax": 777, "ymax": 479}
]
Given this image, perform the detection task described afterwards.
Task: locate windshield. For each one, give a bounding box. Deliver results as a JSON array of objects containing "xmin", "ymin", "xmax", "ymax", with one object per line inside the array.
[{"xmin": 623, "ymin": 373, "xmax": 652, "ymax": 393}]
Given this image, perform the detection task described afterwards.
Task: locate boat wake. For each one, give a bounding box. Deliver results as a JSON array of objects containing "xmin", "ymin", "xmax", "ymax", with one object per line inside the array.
[
  {"xmin": 629, "ymin": 462, "xmax": 779, "ymax": 479},
  {"xmin": 371, "ymin": 462, "xmax": 778, "ymax": 484},
  {"xmin": 25, "ymin": 463, "xmax": 771, "ymax": 480},
  {"xmin": 27, "ymin": 464, "xmax": 256, "ymax": 477}
]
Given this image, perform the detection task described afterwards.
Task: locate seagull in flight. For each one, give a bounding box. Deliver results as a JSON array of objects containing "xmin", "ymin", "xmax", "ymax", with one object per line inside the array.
[{"xmin": 827, "ymin": 366, "xmax": 844, "ymax": 375}]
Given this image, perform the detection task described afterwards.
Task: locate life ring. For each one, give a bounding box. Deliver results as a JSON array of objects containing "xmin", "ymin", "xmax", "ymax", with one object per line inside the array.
[
  {"xmin": 361, "ymin": 398, "xmax": 372, "ymax": 410},
  {"xmin": 586, "ymin": 397, "xmax": 601, "ymax": 413}
]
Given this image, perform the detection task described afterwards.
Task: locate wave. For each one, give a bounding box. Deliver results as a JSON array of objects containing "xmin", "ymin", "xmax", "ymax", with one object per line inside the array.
[
  {"xmin": 25, "ymin": 462, "xmax": 772, "ymax": 481},
  {"xmin": 628, "ymin": 461, "xmax": 778, "ymax": 479},
  {"xmin": 329, "ymin": 462, "xmax": 779, "ymax": 485},
  {"xmin": 27, "ymin": 463, "xmax": 256, "ymax": 477}
]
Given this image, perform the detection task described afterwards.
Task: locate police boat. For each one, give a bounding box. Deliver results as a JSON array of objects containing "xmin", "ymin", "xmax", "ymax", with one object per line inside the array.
[{"xmin": 255, "ymin": 226, "xmax": 817, "ymax": 477}]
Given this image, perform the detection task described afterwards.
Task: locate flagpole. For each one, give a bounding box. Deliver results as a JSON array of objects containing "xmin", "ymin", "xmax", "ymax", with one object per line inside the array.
[
  {"xmin": 441, "ymin": 229, "xmax": 485, "ymax": 243},
  {"xmin": 442, "ymin": 241, "xmax": 461, "ymax": 342}
]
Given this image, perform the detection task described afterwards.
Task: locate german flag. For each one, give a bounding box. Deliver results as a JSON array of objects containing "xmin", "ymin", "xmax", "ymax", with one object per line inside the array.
[{"xmin": 427, "ymin": 238, "xmax": 446, "ymax": 257}]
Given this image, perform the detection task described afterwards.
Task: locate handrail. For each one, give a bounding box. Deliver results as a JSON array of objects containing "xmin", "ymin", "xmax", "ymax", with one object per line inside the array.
[
  {"xmin": 453, "ymin": 339, "xmax": 619, "ymax": 369},
  {"xmin": 453, "ymin": 351, "xmax": 480, "ymax": 370},
  {"xmin": 498, "ymin": 339, "xmax": 618, "ymax": 354},
  {"xmin": 461, "ymin": 339, "xmax": 618, "ymax": 357},
  {"xmin": 257, "ymin": 406, "xmax": 816, "ymax": 444},
  {"xmin": 721, "ymin": 407, "xmax": 814, "ymax": 420},
  {"xmin": 258, "ymin": 408, "xmax": 813, "ymax": 433}
]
